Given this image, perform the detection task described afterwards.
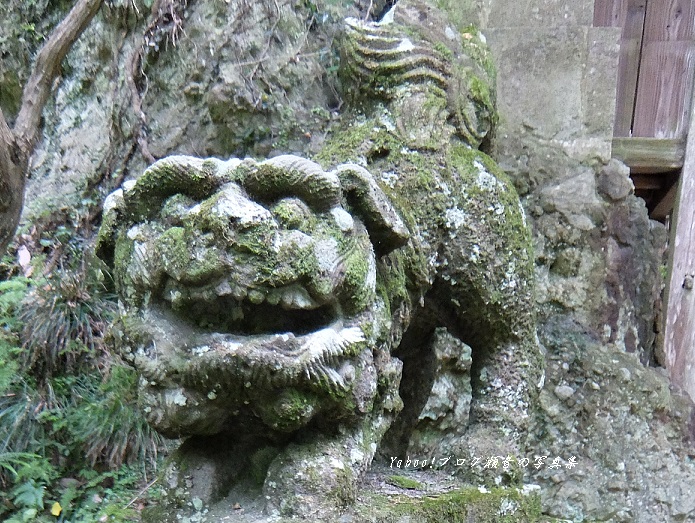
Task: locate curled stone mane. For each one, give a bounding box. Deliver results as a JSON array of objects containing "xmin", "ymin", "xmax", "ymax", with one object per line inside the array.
[{"xmin": 340, "ymin": 1, "xmax": 497, "ymax": 146}]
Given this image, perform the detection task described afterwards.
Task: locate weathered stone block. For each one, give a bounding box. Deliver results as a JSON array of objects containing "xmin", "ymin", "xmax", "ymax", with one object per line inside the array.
[
  {"xmin": 486, "ymin": 25, "xmax": 619, "ymax": 161},
  {"xmin": 435, "ymin": 0, "xmax": 594, "ymax": 29}
]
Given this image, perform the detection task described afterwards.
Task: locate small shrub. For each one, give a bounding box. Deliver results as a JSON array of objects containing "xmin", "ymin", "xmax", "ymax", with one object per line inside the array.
[
  {"xmin": 0, "ymin": 277, "xmax": 28, "ymax": 396},
  {"xmin": 0, "ymin": 277, "xmax": 30, "ymax": 331},
  {"xmin": 68, "ymin": 364, "xmax": 165, "ymax": 469},
  {"xmin": 0, "ymin": 452, "xmax": 39, "ymax": 480},
  {"xmin": 0, "ymin": 381, "xmax": 53, "ymax": 456},
  {"xmin": 0, "ymin": 255, "xmax": 165, "ymax": 522},
  {"xmin": 0, "ymin": 340, "xmax": 20, "ymax": 394},
  {"xmin": 19, "ymin": 262, "xmax": 115, "ymax": 378}
]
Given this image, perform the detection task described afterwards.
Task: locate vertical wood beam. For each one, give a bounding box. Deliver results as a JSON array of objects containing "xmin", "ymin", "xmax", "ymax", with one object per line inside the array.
[
  {"xmin": 594, "ymin": 0, "xmax": 648, "ymax": 137},
  {"xmin": 662, "ymin": 93, "xmax": 695, "ymax": 399},
  {"xmin": 616, "ymin": 0, "xmax": 648, "ymax": 136},
  {"xmin": 594, "ymin": 0, "xmax": 628, "ymax": 27}
]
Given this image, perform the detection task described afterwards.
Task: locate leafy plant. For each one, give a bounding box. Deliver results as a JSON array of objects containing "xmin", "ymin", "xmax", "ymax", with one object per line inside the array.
[
  {"xmin": 4, "ymin": 508, "xmax": 40, "ymax": 523},
  {"xmin": 0, "ymin": 277, "xmax": 27, "ymax": 395},
  {"xmin": 12, "ymin": 479, "xmax": 45, "ymax": 509},
  {"xmin": 0, "ymin": 257, "xmax": 165, "ymax": 522},
  {"xmin": 0, "ymin": 341, "xmax": 20, "ymax": 393},
  {"xmin": 0, "ymin": 277, "xmax": 29, "ymax": 330},
  {"xmin": 0, "ymin": 382, "xmax": 55, "ymax": 466},
  {"xmin": 67, "ymin": 365, "xmax": 165, "ymax": 469},
  {"xmin": 0, "ymin": 452, "xmax": 39, "ymax": 479},
  {"xmin": 19, "ymin": 262, "xmax": 115, "ymax": 378}
]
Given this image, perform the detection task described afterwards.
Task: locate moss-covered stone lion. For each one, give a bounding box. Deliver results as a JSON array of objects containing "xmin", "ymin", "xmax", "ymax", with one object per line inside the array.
[{"xmin": 96, "ymin": 0, "xmax": 543, "ymax": 518}]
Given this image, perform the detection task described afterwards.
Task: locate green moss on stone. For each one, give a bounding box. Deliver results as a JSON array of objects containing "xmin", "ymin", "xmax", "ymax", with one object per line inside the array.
[
  {"xmin": 356, "ymin": 487, "xmax": 544, "ymax": 523},
  {"xmin": 387, "ymin": 475, "xmax": 423, "ymax": 490},
  {"xmin": 250, "ymin": 446, "xmax": 281, "ymax": 486},
  {"xmin": 271, "ymin": 199, "xmax": 316, "ymax": 231},
  {"xmin": 158, "ymin": 226, "xmax": 225, "ymax": 285},
  {"xmin": 433, "ymin": 41, "xmax": 454, "ymax": 60}
]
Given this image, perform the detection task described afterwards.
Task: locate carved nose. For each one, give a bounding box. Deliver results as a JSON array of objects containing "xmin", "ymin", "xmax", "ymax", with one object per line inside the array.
[
  {"xmin": 192, "ymin": 183, "xmax": 278, "ymax": 254},
  {"xmin": 260, "ymin": 230, "xmax": 316, "ymax": 287}
]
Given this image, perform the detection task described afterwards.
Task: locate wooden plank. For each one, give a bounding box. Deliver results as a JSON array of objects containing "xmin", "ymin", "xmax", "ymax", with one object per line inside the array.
[
  {"xmin": 613, "ymin": 0, "xmax": 647, "ymax": 137},
  {"xmin": 631, "ymin": 173, "xmax": 669, "ymax": 189},
  {"xmin": 612, "ymin": 137, "xmax": 686, "ymax": 171},
  {"xmin": 632, "ymin": 41, "xmax": 695, "ymax": 138},
  {"xmin": 643, "ymin": 0, "xmax": 694, "ymax": 41},
  {"xmin": 662, "ymin": 89, "xmax": 695, "ymax": 400},
  {"xmin": 633, "ymin": 0, "xmax": 695, "ymax": 138},
  {"xmin": 594, "ymin": 0, "xmax": 627, "ymax": 27},
  {"xmin": 651, "ymin": 178, "xmax": 680, "ymax": 220}
]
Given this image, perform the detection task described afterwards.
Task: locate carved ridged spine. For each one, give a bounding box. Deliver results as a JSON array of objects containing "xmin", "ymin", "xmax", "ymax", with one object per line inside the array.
[{"xmin": 343, "ymin": 20, "xmax": 451, "ymax": 95}]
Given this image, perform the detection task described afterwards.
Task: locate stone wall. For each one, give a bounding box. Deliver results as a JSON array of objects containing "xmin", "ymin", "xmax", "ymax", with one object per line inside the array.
[
  {"xmin": 468, "ymin": 0, "xmax": 667, "ymax": 363},
  {"xmin": 467, "ymin": 2, "xmax": 695, "ymax": 521}
]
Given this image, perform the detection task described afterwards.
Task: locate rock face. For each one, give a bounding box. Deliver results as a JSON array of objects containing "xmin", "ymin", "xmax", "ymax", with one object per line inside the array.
[
  {"xmin": 482, "ymin": 17, "xmax": 668, "ymax": 366},
  {"xmin": 96, "ymin": 1, "xmax": 541, "ymax": 517},
  {"xmin": 529, "ymin": 316, "xmax": 695, "ymax": 523},
  {"xmin": 12, "ymin": 0, "xmax": 360, "ymax": 223}
]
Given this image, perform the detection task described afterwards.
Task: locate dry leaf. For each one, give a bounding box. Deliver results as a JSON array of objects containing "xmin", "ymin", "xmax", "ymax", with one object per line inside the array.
[{"xmin": 17, "ymin": 245, "xmax": 32, "ymax": 277}]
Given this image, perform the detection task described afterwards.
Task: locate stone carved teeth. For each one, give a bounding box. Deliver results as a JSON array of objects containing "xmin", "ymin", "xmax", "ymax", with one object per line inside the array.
[
  {"xmin": 231, "ymin": 284, "xmax": 248, "ymax": 301},
  {"xmin": 170, "ymin": 278, "xmax": 324, "ymax": 313},
  {"xmin": 225, "ymin": 282, "xmax": 321, "ymax": 311},
  {"xmin": 247, "ymin": 289, "xmax": 266, "ymax": 304},
  {"xmin": 279, "ymin": 285, "xmax": 319, "ymax": 310},
  {"xmin": 266, "ymin": 289, "xmax": 282, "ymax": 305},
  {"xmin": 215, "ymin": 280, "xmax": 233, "ymax": 297},
  {"xmin": 231, "ymin": 305, "xmax": 244, "ymax": 321}
]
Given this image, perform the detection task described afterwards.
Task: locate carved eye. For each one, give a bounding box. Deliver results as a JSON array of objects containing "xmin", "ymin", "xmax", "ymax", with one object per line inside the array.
[
  {"xmin": 271, "ymin": 198, "xmax": 314, "ymax": 231},
  {"xmin": 160, "ymin": 193, "xmax": 197, "ymax": 226},
  {"xmin": 330, "ymin": 207, "xmax": 354, "ymax": 233}
]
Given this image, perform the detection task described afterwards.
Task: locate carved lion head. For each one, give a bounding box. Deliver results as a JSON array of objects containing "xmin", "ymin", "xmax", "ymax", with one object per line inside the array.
[{"xmin": 97, "ymin": 155, "xmax": 408, "ymax": 438}]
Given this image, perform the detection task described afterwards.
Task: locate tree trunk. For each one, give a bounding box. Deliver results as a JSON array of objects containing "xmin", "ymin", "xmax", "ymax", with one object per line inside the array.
[
  {"xmin": 0, "ymin": 110, "xmax": 26, "ymax": 257},
  {"xmin": 0, "ymin": 0, "xmax": 102, "ymax": 257}
]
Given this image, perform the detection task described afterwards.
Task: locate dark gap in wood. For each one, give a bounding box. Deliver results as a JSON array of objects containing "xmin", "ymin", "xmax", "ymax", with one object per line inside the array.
[{"xmin": 630, "ymin": 0, "xmax": 650, "ymax": 135}]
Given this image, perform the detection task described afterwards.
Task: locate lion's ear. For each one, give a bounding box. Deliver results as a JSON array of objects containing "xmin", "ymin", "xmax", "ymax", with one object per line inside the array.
[{"xmin": 333, "ymin": 164, "xmax": 409, "ymax": 256}]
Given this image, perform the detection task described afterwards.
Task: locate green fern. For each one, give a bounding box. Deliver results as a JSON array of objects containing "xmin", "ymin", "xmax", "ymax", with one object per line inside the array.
[
  {"xmin": 0, "ymin": 452, "xmax": 39, "ymax": 479},
  {"xmin": 0, "ymin": 278, "xmax": 29, "ymax": 309},
  {"xmin": 0, "ymin": 277, "xmax": 29, "ymax": 332},
  {"xmin": 0, "ymin": 340, "xmax": 20, "ymax": 393},
  {"xmin": 11, "ymin": 479, "xmax": 45, "ymax": 509}
]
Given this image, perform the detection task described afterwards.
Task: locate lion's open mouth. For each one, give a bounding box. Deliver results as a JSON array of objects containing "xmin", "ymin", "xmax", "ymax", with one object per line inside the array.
[
  {"xmin": 183, "ymin": 297, "xmax": 337, "ymax": 336},
  {"xmin": 161, "ymin": 279, "xmax": 339, "ymax": 337},
  {"xmin": 139, "ymin": 292, "xmax": 368, "ymax": 395}
]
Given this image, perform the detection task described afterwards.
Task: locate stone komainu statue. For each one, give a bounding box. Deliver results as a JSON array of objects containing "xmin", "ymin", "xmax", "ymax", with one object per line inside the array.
[{"xmin": 96, "ymin": 0, "xmax": 542, "ymax": 518}]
